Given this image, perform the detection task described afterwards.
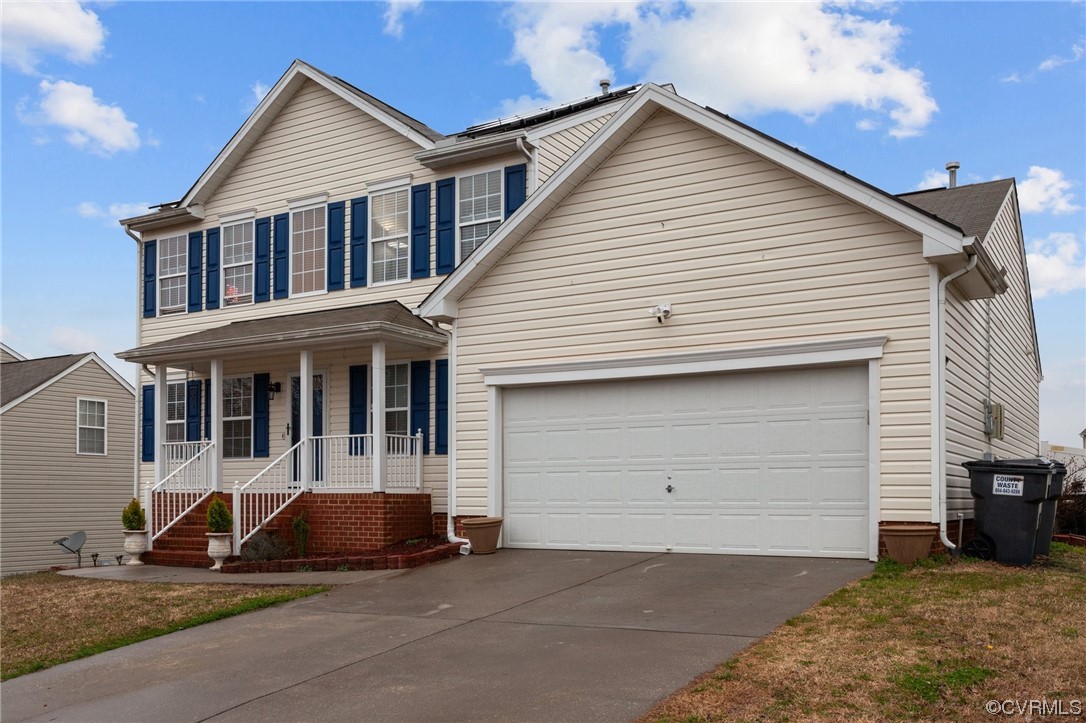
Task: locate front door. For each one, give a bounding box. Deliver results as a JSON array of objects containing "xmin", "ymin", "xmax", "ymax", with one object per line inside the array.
[{"xmin": 290, "ymin": 373, "xmax": 325, "ymax": 483}]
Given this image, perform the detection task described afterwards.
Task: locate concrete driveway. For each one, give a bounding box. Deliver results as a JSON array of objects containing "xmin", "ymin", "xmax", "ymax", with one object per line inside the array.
[{"xmin": 1, "ymin": 551, "xmax": 870, "ymax": 722}]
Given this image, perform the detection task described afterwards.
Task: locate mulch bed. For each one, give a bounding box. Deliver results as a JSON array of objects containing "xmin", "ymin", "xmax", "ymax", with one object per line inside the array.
[{"xmin": 221, "ymin": 535, "xmax": 463, "ymax": 574}]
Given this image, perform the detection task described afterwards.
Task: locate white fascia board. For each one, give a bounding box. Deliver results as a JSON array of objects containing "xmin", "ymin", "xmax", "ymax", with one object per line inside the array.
[
  {"xmin": 1, "ymin": 353, "xmax": 134, "ymax": 414},
  {"xmin": 0, "ymin": 342, "xmax": 26, "ymax": 361},
  {"xmin": 481, "ymin": 336, "xmax": 888, "ymax": 387}
]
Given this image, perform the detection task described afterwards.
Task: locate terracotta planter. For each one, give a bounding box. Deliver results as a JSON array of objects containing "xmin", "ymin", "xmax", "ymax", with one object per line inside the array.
[
  {"xmin": 461, "ymin": 517, "xmax": 503, "ymax": 554},
  {"xmin": 122, "ymin": 530, "xmax": 147, "ymax": 565},
  {"xmin": 206, "ymin": 532, "xmax": 233, "ymax": 571},
  {"xmin": 882, "ymin": 524, "xmax": 937, "ymax": 565}
]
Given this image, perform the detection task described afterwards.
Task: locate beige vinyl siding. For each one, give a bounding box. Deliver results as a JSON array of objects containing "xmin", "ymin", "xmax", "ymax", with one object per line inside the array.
[
  {"xmin": 454, "ymin": 109, "xmax": 934, "ymax": 520},
  {"xmin": 137, "ymin": 350, "xmax": 450, "ymax": 509},
  {"xmin": 1, "ymin": 363, "xmax": 135, "ymax": 575},
  {"xmin": 535, "ymin": 113, "xmax": 614, "ymax": 184},
  {"xmin": 0, "ymin": 347, "xmax": 22, "ymax": 363},
  {"xmin": 944, "ymin": 192, "xmax": 1041, "ymax": 514}
]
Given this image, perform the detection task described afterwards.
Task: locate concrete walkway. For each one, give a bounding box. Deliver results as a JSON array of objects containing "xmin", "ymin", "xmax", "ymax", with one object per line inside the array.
[
  {"xmin": 57, "ymin": 562, "xmax": 395, "ymax": 586},
  {"xmin": 3, "ymin": 551, "xmax": 870, "ymax": 722}
]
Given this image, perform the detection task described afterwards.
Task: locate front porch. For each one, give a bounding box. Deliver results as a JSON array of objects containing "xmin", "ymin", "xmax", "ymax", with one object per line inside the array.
[{"xmin": 118, "ymin": 302, "xmax": 450, "ymax": 561}]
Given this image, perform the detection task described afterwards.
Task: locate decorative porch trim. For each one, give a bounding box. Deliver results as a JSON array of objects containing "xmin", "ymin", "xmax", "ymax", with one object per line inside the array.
[{"xmin": 480, "ymin": 335, "xmax": 889, "ymax": 387}]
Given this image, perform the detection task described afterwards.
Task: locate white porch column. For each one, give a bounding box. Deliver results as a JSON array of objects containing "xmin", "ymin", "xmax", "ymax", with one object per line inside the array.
[
  {"xmin": 371, "ymin": 340, "xmax": 386, "ymax": 493},
  {"xmin": 210, "ymin": 359, "xmax": 223, "ymax": 492},
  {"xmin": 300, "ymin": 350, "xmax": 313, "ymax": 491},
  {"xmin": 153, "ymin": 365, "xmax": 168, "ymax": 484}
]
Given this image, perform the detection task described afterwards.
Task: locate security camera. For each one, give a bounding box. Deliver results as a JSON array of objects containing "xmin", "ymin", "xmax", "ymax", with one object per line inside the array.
[{"xmin": 649, "ymin": 304, "xmax": 672, "ymax": 324}]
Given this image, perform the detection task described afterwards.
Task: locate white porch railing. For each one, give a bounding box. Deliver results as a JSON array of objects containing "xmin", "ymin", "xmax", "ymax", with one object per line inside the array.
[
  {"xmin": 310, "ymin": 432, "xmax": 423, "ymax": 490},
  {"xmin": 233, "ymin": 440, "xmax": 306, "ymax": 554},
  {"xmin": 146, "ymin": 441, "xmax": 214, "ymax": 548}
]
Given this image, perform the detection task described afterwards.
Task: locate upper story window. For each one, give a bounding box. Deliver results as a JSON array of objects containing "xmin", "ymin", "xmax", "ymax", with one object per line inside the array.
[
  {"xmin": 291, "ymin": 206, "xmax": 326, "ymax": 296},
  {"xmin": 459, "ymin": 170, "xmax": 502, "ymax": 262},
  {"xmin": 166, "ymin": 381, "xmax": 186, "ymax": 442},
  {"xmin": 77, "ymin": 398, "xmax": 106, "ymax": 455},
  {"xmin": 158, "ymin": 234, "xmax": 187, "ymax": 315},
  {"xmin": 385, "ymin": 363, "xmax": 409, "ymax": 435},
  {"xmin": 222, "ymin": 221, "xmax": 254, "ymax": 306},
  {"xmin": 223, "ymin": 376, "xmax": 253, "ymax": 458},
  {"xmin": 371, "ymin": 187, "xmax": 410, "ymax": 284}
]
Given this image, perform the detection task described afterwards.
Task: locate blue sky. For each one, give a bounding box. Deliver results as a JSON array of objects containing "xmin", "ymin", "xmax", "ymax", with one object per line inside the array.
[{"xmin": 1, "ymin": 1, "xmax": 1083, "ymax": 445}]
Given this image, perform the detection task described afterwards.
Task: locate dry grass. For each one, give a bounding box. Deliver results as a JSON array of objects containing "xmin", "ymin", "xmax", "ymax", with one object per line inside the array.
[
  {"xmin": 1, "ymin": 572, "xmax": 327, "ymax": 680},
  {"xmin": 643, "ymin": 544, "xmax": 1086, "ymax": 722}
]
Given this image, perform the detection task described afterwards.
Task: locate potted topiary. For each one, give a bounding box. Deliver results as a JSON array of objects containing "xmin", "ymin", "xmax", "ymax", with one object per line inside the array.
[
  {"xmin": 206, "ymin": 495, "xmax": 234, "ymax": 571},
  {"xmin": 121, "ymin": 498, "xmax": 147, "ymax": 565}
]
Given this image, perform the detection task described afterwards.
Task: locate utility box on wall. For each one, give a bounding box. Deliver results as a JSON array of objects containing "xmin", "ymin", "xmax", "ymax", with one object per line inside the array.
[{"xmin": 985, "ymin": 401, "xmax": 1005, "ymax": 440}]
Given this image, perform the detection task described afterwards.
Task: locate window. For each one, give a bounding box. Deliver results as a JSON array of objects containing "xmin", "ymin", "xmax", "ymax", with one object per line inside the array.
[
  {"xmin": 291, "ymin": 206, "xmax": 326, "ymax": 295},
  {"xmin": 223, "ymin": 377, "xmax": 253, "ymax": 458},
  {"xmin": 158, "ymin": 233, "xmax": 187, "ymax": 315},
  {"xmin": 371, "ymin": 188, "xmax": 409, "ymax": 284},
  {"xmin": 222, "ymin": 221, "xmax": 254, "ymax": 305},
  {"xmin": 166, "ymin": 381, "xmax": 186, "ymax": 442},
  {"xmin": 385, "ymin": 364, "xmax": 409, "ymax": 436},
  {"xmin": 77, "ymin": 398, "xmax": 106, "ymax": 455},
  {"xmin": 459, "ymin": 170, "xmax": 502, "ymax": 261}
]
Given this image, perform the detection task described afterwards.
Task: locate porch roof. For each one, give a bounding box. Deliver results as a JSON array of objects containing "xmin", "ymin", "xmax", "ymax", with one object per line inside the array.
[{"xmin": 118, "ymin": 302, "xmax": 446, "ymax": 364}]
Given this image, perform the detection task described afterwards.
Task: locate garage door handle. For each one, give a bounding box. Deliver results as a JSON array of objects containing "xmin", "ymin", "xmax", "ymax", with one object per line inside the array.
[{"xmin": 666, "ymin": 484, "xmax": 674, "ymax": 493}]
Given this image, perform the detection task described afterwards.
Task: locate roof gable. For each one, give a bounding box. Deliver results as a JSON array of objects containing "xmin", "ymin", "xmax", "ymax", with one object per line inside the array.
[
  {"xmin": 898, "ymin": 179, "xmax": 1015, "ymax": 242},
  {"xmin": 419, "ymin": 83, "xmax": 969, "ymax": 321}
]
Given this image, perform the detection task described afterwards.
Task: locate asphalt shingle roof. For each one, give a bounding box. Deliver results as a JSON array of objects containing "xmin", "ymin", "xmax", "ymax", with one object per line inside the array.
[
  {"xmin": 1, "ymin": 354, "xmax": 86, "ymax": 407},
  {"xmin": 897, "ymin": 179, "xmax": 1015, "ymax": 241}
]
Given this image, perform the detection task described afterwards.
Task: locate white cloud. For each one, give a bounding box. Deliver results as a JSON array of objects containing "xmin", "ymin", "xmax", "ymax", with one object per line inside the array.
[
  {"xmin": 914, "ymin": 169, "xmax": 948, "ymax": 190},
  {"xmin": 77, "ymin": 201, "xmax": 105, "ymax": 218},
  {"xmin": 1039, "ymin": 42, "xmax": 1084, "ymax": 71},
  {"xmin": 383, "ymin": 0, "xmax": 422, "ymax": 39},
  {"xmin": 245, "ymin": 81, "xmax": 270, "ymax": 112},
  {"xmin": 22, "ymin": 79, "xmax": 140, "ymax": 155},
  {"xmin": 1, "ymin": 1, "xmax": 105, "ymax": 73},
  {"xmin": 1027, "ymin": 232, "xmax": 1086, "ymax": 298},
  {"xmin": 502, "ymin": 2, "xmax": 938, "ymax": 139},
  {"xmin": 1018, "ymin": 166, "xmax": 1081, "ymax": 215},
  {"xmin": 999, "ymin": 72, "xmax": 1021, "ymax": 83},
  {"xmin": 855, "ymin": 119, "xmax": 878, "ymax": 132},
  {"xmin": 77, "ymin": 200, "xmax": 152, "ymax": 223},
  {"xmin": 49, "ymin": 326, "xmax": 103, "ymax": 354}
]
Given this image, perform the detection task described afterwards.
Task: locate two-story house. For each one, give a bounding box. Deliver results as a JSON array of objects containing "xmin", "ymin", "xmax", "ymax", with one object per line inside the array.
[{"xmin": 120, "ymin": 60, "xmax": 1040, "ymax": 565}]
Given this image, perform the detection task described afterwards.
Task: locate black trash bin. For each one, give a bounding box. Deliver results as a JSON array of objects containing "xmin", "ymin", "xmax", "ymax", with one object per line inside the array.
[
  {"xmin": 962, "ymin": 458, "xmax": 1058, "ymax": 566},
  {"xmin": 1036, "ymin": 460, "xmax": 1067, "ymax": 556}
]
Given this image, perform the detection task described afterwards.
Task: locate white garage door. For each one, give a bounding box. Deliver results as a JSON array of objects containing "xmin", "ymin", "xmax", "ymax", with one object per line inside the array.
[{"xmin": 501, "ymin": 365, "xmax": 869, "ymax": 558}]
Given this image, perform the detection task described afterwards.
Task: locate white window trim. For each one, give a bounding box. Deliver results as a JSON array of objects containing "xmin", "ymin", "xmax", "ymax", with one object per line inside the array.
[
  {"xmin": 219, "ymin": 208, "xmax": 256, "ymax": 225},
  {"xmin": 157, "ymin": 233, "xmax": 188, "ymax": 317},
  {"xmin": 222, "ymin": 374, "xmax": 254, "ymax": 460},
  {"xmin": 76, "ymin": 397, "xmax": 108, "ymax": 456},
  {"xmin": 382, "ymin": 362, "xmax": 411, "ymax": 437},
  {"xmin": 288, "ymin": 202, "xmax": 328, "ymax": 298},
  {"xmin": 367, "ymin": 174, "xmax": 414, "ymax": 194},
  {"xmin": 369, "ymin": 182, "xmax": 412, "ymax": 286},
  {"xmin": 165, "ymin": 380, "xmax": 187, "ymax": 443},
  {"xmin": 287, "ymin": 192, "xmax": 329, "ymax": 210},
  {"xmin": 456, "ymin": 166, "xmax": 504, "ymax": 265},
  {"xmin": 221, "ymin": 219, "xmax": 255, "ymax": 307}
]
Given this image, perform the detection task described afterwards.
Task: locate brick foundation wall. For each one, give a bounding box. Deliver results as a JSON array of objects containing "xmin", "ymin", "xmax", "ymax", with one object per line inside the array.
[{"xmin": 260, "ymin": 493, "xmax": 434, "ymax": 554}]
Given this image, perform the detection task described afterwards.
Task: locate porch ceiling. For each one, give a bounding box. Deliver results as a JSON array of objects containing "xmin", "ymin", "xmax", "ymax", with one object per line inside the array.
[{"xmin": 117, "ymin": 301, "xmax": 447, "ymax": 365}]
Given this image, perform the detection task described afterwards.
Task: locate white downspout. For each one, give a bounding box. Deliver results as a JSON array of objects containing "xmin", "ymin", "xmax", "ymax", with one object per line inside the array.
[
  {"xmin": 935, "ymin": 254, "xmax": 978, "ymax": 552},
  {"xmin": 127, "ymin": 224, "xmax": 143, "ymax": 500},
  {"xmin": 445, "ymin": 320, "xmax": 471, "ymax": 552}
]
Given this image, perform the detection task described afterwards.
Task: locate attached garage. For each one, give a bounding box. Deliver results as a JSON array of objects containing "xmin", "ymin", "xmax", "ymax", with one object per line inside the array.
[{"xmin": 500, "ymin": 365, "xmax": 872, "ymax": 558}]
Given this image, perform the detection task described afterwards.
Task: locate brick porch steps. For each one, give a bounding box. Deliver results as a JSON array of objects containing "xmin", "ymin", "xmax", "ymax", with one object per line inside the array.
[{"xmin": 142, "ymin": 549, "xmax": 216, "ymax": 568}]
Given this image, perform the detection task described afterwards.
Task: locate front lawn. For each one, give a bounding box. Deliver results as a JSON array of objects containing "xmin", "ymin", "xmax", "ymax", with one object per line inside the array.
[
  {"xmin": 643, "ymin": 544, "xmax": 1086, "ymax": 722},
  {"xmin": 1, "ymin": 572, "xmax": 328, "ymax": 680}
]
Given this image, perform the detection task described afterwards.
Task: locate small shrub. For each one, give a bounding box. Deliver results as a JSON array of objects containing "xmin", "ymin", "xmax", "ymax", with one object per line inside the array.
[
  {"xmin": 121, "ymin": 498, "xmax": 146, "ymax": 531},
  {"xmin": 240, "ymin": 530, "xmax": 293, "ymax": 561},
  {"xmin": 206, "ymin": 496, "xmax": 233, "ymax": 533},
  {"xmin": 1057, "ymin": 477, "xmax": 1086, "ymax": 535},
  {"xmin": 292, "ymin": 511, "xmax": 310, "ymax": 557},
  {"xmin": 337, "ymin": 564, "xmax": 350, "ymax": 572}
]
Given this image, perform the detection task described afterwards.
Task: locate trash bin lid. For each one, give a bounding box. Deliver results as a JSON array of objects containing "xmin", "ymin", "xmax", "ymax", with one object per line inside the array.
[{"xmin": 962, "ymin": 457, "xmax": 1060, "ymax": 473}]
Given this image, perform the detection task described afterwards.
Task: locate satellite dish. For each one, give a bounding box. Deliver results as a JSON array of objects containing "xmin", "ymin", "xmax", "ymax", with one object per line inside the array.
[{"xmin": 53, "ymin": 531, "xmax": 87, "ymax": 567}]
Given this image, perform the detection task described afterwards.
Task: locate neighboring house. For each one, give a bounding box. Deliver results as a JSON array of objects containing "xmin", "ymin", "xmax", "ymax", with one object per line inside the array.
[
  {"xmin": 1, "ymin": 349, "xmax": 136, "ymax": 575},
  {"xmin": 118, "ymin": 60, "xmax": 1039, "ymax": 563}
]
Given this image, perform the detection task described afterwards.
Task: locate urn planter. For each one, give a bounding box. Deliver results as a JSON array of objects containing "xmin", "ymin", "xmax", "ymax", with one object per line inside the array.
[
  {"xmin": 122, "ymin": 530, "xmax": 147, "ymax": 565},
  {"xmin": 207, "ymin": 533, "xmax": 233, "ymax": 571}
]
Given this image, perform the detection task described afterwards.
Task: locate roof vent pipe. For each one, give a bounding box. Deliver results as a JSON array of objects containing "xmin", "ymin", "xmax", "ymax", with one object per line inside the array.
[
  {"xmin": 599, "ymin": 78, "xmax": 611, "ymax": 95},
  {"xmin": 946, "ymin": 161, "xmax": 960, "ymax": 188}
]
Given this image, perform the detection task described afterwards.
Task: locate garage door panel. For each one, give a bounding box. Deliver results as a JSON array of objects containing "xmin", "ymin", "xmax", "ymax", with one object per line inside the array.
[{"xmin": 502, "ymin": 366, "xmax": 869, "ymax": 559}]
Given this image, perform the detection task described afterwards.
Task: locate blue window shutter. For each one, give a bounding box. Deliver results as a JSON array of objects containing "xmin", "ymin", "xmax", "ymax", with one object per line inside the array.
[
  {"xmin": 410, "ymin": 183, "xmax": 431, "ymax": 279},
  {"xmin": 187, "ymin": 231, "xmax": 203, "ymax": 312},
  {"xmin": 327, "ymin": 202, "xmax": 345, "ymax": 291},
  {"xmin": 273, "ymin": 214, "xmax": 289, "ymax": 299},
  {"xmin": 254, "ymin": 217, "xmax": 271, "ymax": 303},
  {"xmin": 185, "ymin": 380, "xmax": 202, "ymax": 442},
  {"xmin": 410, "ymin": 361, "xmax": 430, "ymax": 454},
  {"xmin": 205, "ymin": 228, "xmax": 221, "ymax": 310},
  {"xmin": 349, "ymin": 365, "xmax": 368, "ymax": 455},
  {"xmin": 350, "ymin": 198, "xmax": 368, "ymax": 287},
  {"xmin": 434, "ymin": 359, "xmax": 448, "ymax": 455},
  {"xmin": 141, "ymin": 384, "xmax": 155, "ymax": 462},
  {"xmin": 435, "ymin": 178, "xmax": 455, "ymax": 274},
  {"xmin": 253, "ymin": 373, "xmax": 270, "ymax": 457},
  {"xmin": 143, "ymin": 240, "xmax": 157, "ymax": 318},
  {"xmin": 204, "ymin": 380, "xmax": 211, "ymax": 440},
  {"xmin": 504, "ymin": 163, "xmax": 527, "ymax": 219}
]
